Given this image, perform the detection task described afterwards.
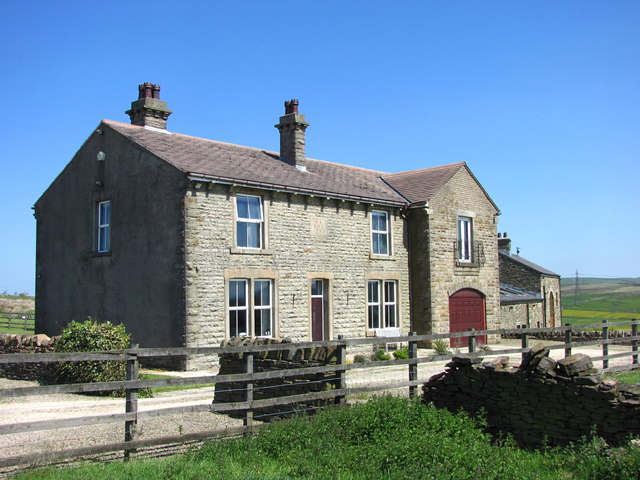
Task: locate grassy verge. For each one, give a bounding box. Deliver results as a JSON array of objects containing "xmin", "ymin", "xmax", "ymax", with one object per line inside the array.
[
  {"xmin": 14, "ymin": 396, "xmax": 640, "ymax": 480},
  {"xmin": 0, "ymin": 326, "xmax": 35, "ymax": 335},
  {"xmin": 614, "ymin": 369, "xmax": 640, "ymax": 385}
]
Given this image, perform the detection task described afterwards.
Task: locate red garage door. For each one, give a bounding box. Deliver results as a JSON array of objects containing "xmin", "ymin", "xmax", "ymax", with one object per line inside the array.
[{"xmin": 449, "ymin": 289, "xmax": 486, "ymax": 348}]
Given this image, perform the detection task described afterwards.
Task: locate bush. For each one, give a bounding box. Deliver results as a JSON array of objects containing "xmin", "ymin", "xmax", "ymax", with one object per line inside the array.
[
  {"xmin": 371, "ymin": 349, "xmax": 391, "ymax": 361},
  {"xmin": 393, "ymin": 347, "xmax": 409, "ymax": 359},
  {"xmin": 51, "ymin": 319, "xmax": 131, "ymax": 390},
  {"xmin": 353, "ymin": 354, "xmax": 369, "ymax": 363}
]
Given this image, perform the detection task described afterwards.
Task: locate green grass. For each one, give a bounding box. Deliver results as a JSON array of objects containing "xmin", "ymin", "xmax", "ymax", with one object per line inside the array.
[
  {"xmin": 614, "ymin": 369, "xmax": 640, "ymax": 385},
  {"xmin": 14, "ymin": 396, "xmax": 640, "ymax": 480},
  {"xmin": 0, "ymin": 326, "xmax": 35, "ymax": 335}
]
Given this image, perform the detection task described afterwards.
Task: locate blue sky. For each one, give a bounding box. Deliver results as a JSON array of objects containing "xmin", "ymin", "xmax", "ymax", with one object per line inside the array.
[{"xmin": 1, "ymin": 1, "xmax": 638, "ymax": 295}]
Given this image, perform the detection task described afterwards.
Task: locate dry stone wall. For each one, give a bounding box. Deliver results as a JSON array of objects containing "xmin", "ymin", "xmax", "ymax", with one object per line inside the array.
[
  {"xmin": 422, "ymin": 345, "xmax": 640, "ymax": 446},
  {"xmin": 213, "ymin": 337, "xmax": 341, "ymax": 421},
  {"xmin": 0, "ymin": 333, "xmax": 58, "ymax": 380}
]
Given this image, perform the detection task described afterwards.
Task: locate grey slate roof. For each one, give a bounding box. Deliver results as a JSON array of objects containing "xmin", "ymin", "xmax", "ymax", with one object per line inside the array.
[
  {"xmin": 500, "ymin": 283, "xmax": 543, "ymax": 304},
  {"xmin": 499, "ymin": 251, "xmax": 560, "ymax": 277},
  {"xmin": 102, "ymin": 120, "xmax": 499, "ymax": 210},
  {"xmin": 381, "ymin": 163, "xmax": 465, "ymax": 204},
  {"xmin": 103, "ymin": 120, "xmax": 406, "ymax": 206},
  {"xmin": 381, "ymin": 162, "xmax": 500, "ymax": 212}
]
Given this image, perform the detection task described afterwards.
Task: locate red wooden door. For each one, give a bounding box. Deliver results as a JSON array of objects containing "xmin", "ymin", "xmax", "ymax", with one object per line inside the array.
[{"xmin": 448, "ymin": 289, "xmax": 486, "ymax": 348}]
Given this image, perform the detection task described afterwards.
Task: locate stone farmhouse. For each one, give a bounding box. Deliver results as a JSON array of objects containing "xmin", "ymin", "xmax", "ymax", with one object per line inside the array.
[
  {"xmin": 498, "ymin": 233, "xmax": 561, "ymax": 329},
  {"xmin": 35, "ymin": 83, "xmax": 543, "ymax": 368}
]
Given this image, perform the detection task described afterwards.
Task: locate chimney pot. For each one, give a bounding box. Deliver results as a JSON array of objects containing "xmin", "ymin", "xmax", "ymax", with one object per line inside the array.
[
  {"xmin": 498, "ymin": 232, "xmax": 512, "ymax": 253},
  {"xmin": 284, "ymin": 99, "xmax": 299, "ymax": 115}
]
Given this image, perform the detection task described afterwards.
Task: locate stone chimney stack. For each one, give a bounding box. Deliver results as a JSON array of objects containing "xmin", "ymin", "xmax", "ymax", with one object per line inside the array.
[
  {"xmin": 498, "ymin": 232, "xmax": 512, "ymax": 253},
  {"xmin": 275, "ymin": 99, "xmax": 310, "ymax": 171},
  {"xmin": 125, "ymin": 82, "xmax": 172, "ymax": 130}
]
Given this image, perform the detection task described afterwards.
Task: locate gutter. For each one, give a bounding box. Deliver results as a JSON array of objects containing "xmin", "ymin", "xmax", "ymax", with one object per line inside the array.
[{"xmin": 187, "ymin": 173, "xmax": 407, "ymax": 208}]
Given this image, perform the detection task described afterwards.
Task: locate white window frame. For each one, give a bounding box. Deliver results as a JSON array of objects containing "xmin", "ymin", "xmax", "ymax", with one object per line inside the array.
[
  {"xmin": 229, "ymin": 279, "xmax": 249, "ymax": 337},
  {"xmin": 253, "ymin": 279, "xmax": 273, "ymax": 337},
  {"xmin": 367, "ymin": 280, "xmax": 398, "ymax": 330},
  {"xmin": 97, "ymin": 201, "xmax": 111, "ymax": 253},
  {"xmin": 383, "ymin": 280, "xmax": 398, "ymax": 328},
  {"xmin": 457, "ymin": 216, "xmax": 473, "ymax": 263},
  {"xmin": 371, "ymin": 210, "xmax": 390, "ymax": 256},
  {"xmin": 367, "ymin": 280, "xmax": 381, "ymax": 329},
  {"xmin": 228, "ymin": 278, "xmax": 274, "ymax": 338},
  {"xmin": 235, "ymin": 194, "xmax": 264, "ymax": 249}
]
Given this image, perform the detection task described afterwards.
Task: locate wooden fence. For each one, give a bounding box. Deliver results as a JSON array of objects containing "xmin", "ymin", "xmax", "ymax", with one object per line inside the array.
[
  {"xmin": 0, "ymin": 312, "xmax": 35, "ymax": 332},
  {"xmin": 0, "ymin": 319, "xmax": 638, "ymax": 470}
]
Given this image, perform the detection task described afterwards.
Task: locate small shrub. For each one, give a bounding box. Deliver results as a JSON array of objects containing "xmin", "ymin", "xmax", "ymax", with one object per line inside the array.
[
  {"xmin": 371, "ymin": 349, "xmax": 391, "ymax": 361},
  {"xmin": 433, "ymin": 339, "xmax": 451, "ymax": 355},
  {"xmin": 393, "ymin": 347, "xmax": 409, "ymax": 360},
  {"xmin": 353, "ymin": 354, "xmax": 369, "ymax": 363},
  {"xmin": 50, "ymin": 319, "xmax": 131, "ymax": 392}
]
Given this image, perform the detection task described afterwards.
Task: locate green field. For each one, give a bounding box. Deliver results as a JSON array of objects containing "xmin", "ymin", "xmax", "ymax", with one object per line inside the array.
[
  {"xmin": 561, "ymin": 277, "xmax": 640, "ymax": 311},
  {"xmin": 0, "ymin": 293, "xmax": 35, "ymax": 335},
  {"xmin": 560, "ymin": 277, "xmax": 640, "ymax": 328}
]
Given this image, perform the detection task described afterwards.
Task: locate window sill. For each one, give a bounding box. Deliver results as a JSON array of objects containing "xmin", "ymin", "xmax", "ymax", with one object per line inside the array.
[
  {"xmin": 230, "ymin": 247, "xmax": 274, "ymax": 256},
  {"xmin": 369, "ymin": 254, "xmax": 395, "ymax": 261},
  {"xmin": 90, "ymin": 251, "xmax": 112, "ymax": 258},
  {"xmin": 455, "ymin": 260, "xmax": 480, "ymax": 268}
]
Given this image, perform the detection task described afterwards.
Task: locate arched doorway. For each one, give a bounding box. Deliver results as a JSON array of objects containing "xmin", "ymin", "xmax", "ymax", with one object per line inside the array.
[
  {"xmin": 549, "ymin": 292, "xmax": 555, "ymax": 328},
  {"xmin": 449, "ymin": 289, "xmax": 486, "ymax": 348}
]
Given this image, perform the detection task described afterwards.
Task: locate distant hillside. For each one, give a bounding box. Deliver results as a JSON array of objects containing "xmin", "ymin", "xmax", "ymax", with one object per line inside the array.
[
  {"xmin": 561, "ymin": 277, "xmax": 640, "ymax": 313},
  {"xmin": 0, "ymin": 294, "xmax": 35, "ymax": 314}
]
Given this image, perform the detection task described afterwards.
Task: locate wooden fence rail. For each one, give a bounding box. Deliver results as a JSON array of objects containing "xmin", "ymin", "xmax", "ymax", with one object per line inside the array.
[
  {"xmin": 0, "ymin": 319, "xmax": 638, "ymax": 469},
  {"xmin": 0, "ymin": 312, "xmax": 35, "ymax": 332}
]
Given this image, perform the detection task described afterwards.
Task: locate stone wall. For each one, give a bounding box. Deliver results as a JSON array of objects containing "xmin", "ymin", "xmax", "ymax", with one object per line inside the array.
[
  {"xmin": 500, "ymin": 301, "xmax": 543, "ymax": 330},
  {"xmin": 499, "ymin": 254, "xmax": 542, "ymax": 293},
  {"xmin": 541, "ymin": 276, "xmax": 562, "ymax": 328},
  {"xmin": 0, "ymin": 333, "xmax": 58, "ymax": 380},
  {"xmin": 502, "ymin": 329, "xmax": 634, "ymax": 342},
  {"xmin": 422, "ymin": 345, "xmax": 640, "ymax": 446},
  {"xmin": 213, "ymin": 337, "xmax": 341, "ymax": 421},
  {"xmin": 184, "ymin": 183, "xmax": 410, "ymax": 368}
]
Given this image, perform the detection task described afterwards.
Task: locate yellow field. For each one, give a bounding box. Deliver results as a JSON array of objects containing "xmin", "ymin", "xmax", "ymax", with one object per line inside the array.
[{"xmin": 562, "ymin": 310, "xmax": 639, "ymax": 320}]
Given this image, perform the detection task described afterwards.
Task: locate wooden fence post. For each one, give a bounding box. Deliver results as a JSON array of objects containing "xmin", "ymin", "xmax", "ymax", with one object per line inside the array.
[
  {"xmin": 468, "ymin": 328, "xmax": 476, "ymax": 354},
  {"xmin": 521, "ymin": 330, "xmax": 529, "ymax": 364},
  {"xmin": 243, "ymin": 351, "xmax": 254, "ymax": 432},
  {"xmin": 602, "ymin": 320, "xmax": 609, "ymax": 370},
  {"xmin": 124, "ymin": 344, "xmax": 139, "ymax": 460},
  {"xmin": 408, "ymin": 332, "xmax": 417, "ymax": 398},
  {"xmin": 564, "ymin": 323, "xmax": 572, "ymax": 358},
  {"xmin": 335, "ymin": 335, "xmax": 347, "ymax": 405},
  {"xmin": 632, "ymin": 319, "xmax": 638, "ymax": 366}
]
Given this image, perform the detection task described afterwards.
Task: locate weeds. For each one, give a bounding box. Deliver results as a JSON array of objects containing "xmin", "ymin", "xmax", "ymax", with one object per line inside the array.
[{"xmin": 433, "ymin": 338, "xmax": 451, "ymax": 355}]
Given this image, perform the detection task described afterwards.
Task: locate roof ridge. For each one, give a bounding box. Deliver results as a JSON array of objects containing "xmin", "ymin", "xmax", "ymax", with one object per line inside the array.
[
  {"xmin": 381, "ymin": 162, "xmax": 466, "ymax": 178},
  {"xmin": 103, "ymin": 119, "xmax": 390, "ymax": 176},
  {"xmin": 102, "ymin": 119, "xmax": 280, "ymax": 155}
]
